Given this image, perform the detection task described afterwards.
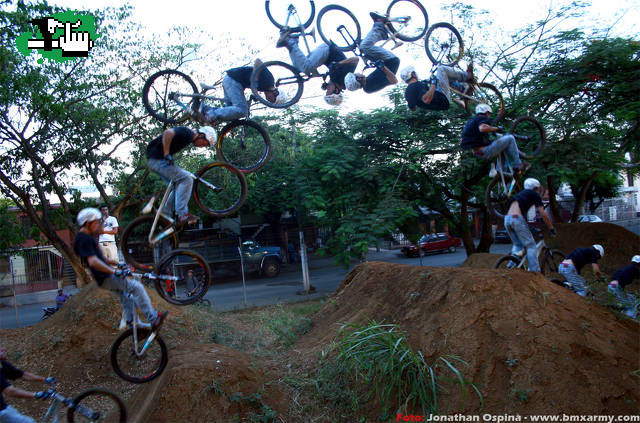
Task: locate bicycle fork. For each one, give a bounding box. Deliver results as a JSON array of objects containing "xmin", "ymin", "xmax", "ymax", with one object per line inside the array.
[{"xmin": 127, "ymin": 295, "xmax": 157, "ymax": 357}]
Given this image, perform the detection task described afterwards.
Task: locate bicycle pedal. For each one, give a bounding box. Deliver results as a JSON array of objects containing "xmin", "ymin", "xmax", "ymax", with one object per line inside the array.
[
  {"xmin": 141, "ymin": 196, "xmax": 156, "ymax": 214},
  {"xmin": 391, "ymin": 40, "xmax": 404, "ymax": 50}
]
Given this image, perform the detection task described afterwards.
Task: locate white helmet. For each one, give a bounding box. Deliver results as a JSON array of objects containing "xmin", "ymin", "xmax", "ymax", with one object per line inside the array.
[
  {"xmin": 344, "ymin": 72, "xmax": 361, "ymax": 91},
  {"xmin": 399, "ymin": 66, "xmax": 416, "ymax": 83},
  {"xmin": 475, "ymin": 103, "xmax": 492, "ymax": 114},
  {"xmin": 592, "ymin": 244, "xmax": 604, "ymax": 257},
  {"xmin": 198, "ymin": 126, "xmax": 217, "ymax": 145},
  {"xmin": 324, "ymin": 93, "xmax": 343, "ymax": 106},
  {"xmin": 632, "ymin": 255, "xmax": 640, "ymax": 264},
  {"xmin": 77, "ymin": 207, "xmax": 101, "ymax": 226},
  {"xmin": 524, "ymin": 178, "xmax": 541, "ymax": 190}
]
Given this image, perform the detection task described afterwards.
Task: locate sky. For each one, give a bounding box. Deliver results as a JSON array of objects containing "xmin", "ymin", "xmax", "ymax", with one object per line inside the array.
[{"xmin": 45, "ymin": 0, "xmax": 639, "ymax": 114}]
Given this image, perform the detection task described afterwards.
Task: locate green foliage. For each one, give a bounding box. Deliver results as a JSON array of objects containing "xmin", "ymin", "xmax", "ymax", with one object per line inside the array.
[
  {"xmin": 0, "ymin": 199, "xmax": 24, "ymax": 251},
  {"xmin": 331, "ymin": 321, "xmax": 480, "ymax": 418}
]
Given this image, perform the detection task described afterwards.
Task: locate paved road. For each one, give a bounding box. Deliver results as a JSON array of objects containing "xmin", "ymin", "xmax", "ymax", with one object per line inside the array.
[{"xmin": 0, "ymin": 244, "xmax": 512, "ymax": 329}]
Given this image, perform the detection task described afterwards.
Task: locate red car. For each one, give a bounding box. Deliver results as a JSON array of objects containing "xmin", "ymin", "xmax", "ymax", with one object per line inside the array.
[{"xmin": 401, "ymin": 233, "xmax": 462, "ymax": 257}]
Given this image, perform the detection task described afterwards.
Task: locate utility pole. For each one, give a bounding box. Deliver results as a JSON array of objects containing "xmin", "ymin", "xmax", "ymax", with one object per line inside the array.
[{"xmin": 291, "ymin": 119, "xmax": 314, "ymax": 294}]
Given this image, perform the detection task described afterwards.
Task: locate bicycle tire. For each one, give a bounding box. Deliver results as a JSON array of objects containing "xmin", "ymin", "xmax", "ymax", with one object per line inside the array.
[
  {"xmin": 386, "ymin": 0, "xmax": 428, "ymax": 42},
  {"xmin": 549, "ymin": 278, "xmax": 567, "ymax": 287},
  {"xmin": 67, "ymin": 388, "xmax": 127, "ymax": 422},
  {"xmin": 121, "ymin": 214, "xmax": 178, "ymax": 272},
  {"xmin": 153, "ymin": 248, "xmax": 212, "ymax": 306},
  {"xmin": 110, "ymin": 328, "xmax": 168, "ymax": 384},
  {"xmin": 464, "ymin": 82, "xmax": 505, "ymax": 122},
  {"xmin": 494, "ymin": 255, "xmax": 521, "ymax": 270},
  {"xmin": 250, "ymin": 61, "xmax": 304, "ymax": 109},
  {"xmin": 316, "ymin": 5, "xmax": 361, "ymax": 51},
  {"xmin": 486, "ymin": 174, "xmax": 518, "ymax": 219},
  {"xmin": 192, "ymin": 161, "xmax": 247, "ymax": 218},
  {"xmin": 142, "ymin": 69, "xmax": 199, "ymax": 125},
  {"xmin": 265, "ymin": 0, "xmax": 315, "ymax": 30},
  {"xmin": 216, "ymin": 120, "xmax": 272, "ymax": 173},
  {"xmin": 424, "ymin": 22, "xmax": 464, "ymax": 66},
  {"xmin": 510, "ymin": 116, "xmax": 546, "ymax": 159},
  {"xmin": 540, "ymin": 250, "xmax": 565, "ymax": 276}
]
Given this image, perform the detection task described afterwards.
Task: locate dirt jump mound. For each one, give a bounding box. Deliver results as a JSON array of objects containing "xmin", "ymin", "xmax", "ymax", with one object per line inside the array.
[{"xmin": 299, "ymin": 262, "xmax": 639, "ymax": 414}]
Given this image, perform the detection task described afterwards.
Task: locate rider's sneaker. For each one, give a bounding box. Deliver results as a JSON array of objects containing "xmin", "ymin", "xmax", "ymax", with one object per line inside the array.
[
  {"xmin": 514, "ymin": 161, "xmax": 531, "ymax": 177},
  {"xmin": 177, "ymin": 213, "xmax": 199, "ymax": 228},
  {"xmin": 466, "ymin": 62, "xmax": 476, "ymax": 83},
  {"xmin": 276, "ymin": 29, "xmax": 292, "ymax": 48},
  {"xmin": 489, "ymin": 162, "xmax": 497, "ymax": 178},
  {"xmin": 152, "ymin": 311, "xmax": 169, "ymax": 332},
  {"xmin": 369, "ymin": 11, "xmax": 389, "ymax": 23}
]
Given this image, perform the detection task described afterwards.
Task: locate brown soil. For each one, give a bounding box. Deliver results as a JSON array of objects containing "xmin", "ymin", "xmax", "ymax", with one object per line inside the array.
[
  {"xmin": 460, "ymin": 252, "xmax": 504, "ymax": 268},
  {"xmin": 295, "ymin": 262, "xmax": 640, "ymax": 415},
  {"xmin": 0, "ymin": 285, "xmax": 289, "ymax": 422}
]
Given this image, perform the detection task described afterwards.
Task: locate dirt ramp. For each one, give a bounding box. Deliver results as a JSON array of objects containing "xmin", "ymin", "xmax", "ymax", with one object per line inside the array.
[
  {"xmin": 137, "ymin": 344, "xmax": 288, "ymax": 422},
  {"xmin": 299, "ymin": 262, "xmax": 639, "ymax": 414},
  {"xmin": 460, "ymin": 252, "xmax": 503, "ymax": 268}
]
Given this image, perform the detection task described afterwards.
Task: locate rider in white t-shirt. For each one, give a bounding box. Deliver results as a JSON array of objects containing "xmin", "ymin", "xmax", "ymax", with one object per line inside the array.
[{"xmin": 98, "ymin": 205, "xmax": 119, "ymax": 262}]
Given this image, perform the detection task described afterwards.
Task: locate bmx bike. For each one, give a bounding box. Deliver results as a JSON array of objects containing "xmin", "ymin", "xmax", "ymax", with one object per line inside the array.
[
  {"xmin": 494, "ymin": 226, "xmax": 565, "ymax": 276},
  {"xmin": 142, "ymin": 69, "xmax": 271, "ymax": 173},
  {"xmin": 34, "ymin": 378, "xmax": 126, "ymax": 422},
  {"xmin": 484, "ymin": 116, "xmax": 546, "ymax": 218}
]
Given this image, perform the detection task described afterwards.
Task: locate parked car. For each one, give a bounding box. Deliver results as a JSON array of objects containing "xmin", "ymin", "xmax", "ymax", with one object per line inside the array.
[
  {"xmin": 577, "ymin": 215, "xmax": 602, "ymax": 223},
  {"xmin": 400, "ymin": 233, "xmax": 462, "ymax": 257},
  {"xmin": 494, "ymin": 229, "xmax": 511, "ymax": 244}
]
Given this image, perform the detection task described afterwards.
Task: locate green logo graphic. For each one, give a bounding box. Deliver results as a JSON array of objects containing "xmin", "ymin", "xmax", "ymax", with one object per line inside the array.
[{"xmin": 15, "ymin": 11, "xmax": 99, "ymax": 63}]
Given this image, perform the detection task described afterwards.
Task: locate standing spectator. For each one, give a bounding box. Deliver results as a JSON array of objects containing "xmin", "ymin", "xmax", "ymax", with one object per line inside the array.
[
  {"xmin": 185, "ymin": 269, "xmax": 198, "ymax": 296},
  {"xmin": 98, "ymin": 205, "xmax": 119, "ymax": 263},
  {"xmin": 54, "ymin": 289, "xmax": 69, "ymax": 310},
  {"xmin": 164, "ymin": 268, "xmax": 176, "ymax": 298},
  {"xmin": 0, "ymin": 344, "xmax": 55, "ymax": 423},
  {"xmin": 558, "ymin": 245, "xmax": 604, "ymax": 297}
]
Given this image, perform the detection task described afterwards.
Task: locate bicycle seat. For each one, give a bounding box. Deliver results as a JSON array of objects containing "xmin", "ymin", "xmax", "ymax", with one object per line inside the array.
[{"xmin": 201, "ymin": 83, "xmax": 217, "ymax": 91}]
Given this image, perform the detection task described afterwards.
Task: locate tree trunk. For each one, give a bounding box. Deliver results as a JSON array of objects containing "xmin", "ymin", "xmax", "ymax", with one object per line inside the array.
[
  {"xmin": 546, "ymin": 175, "xmax": 564, "ymax": 223},
  {"xmin": 476, "ymin": 205, "xmax": 494, "ymax": 252},
  {"xmin": 571, "ymin": 171, "xmax": 599, "ymax": 221}
]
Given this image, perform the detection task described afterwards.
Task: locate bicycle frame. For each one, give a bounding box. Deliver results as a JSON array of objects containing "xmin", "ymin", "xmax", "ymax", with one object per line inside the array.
[
  {"xmin": 142, "ymin": 172, "xmax": 224, "ymax": 249},
  {"xmin": 282, "ymin": 4, "xmax": 314, "ymax": 55},
  {"xmin": 40, "ymin": 388, "xmax": 100, "ymax": 422},
  {"xmin": 509, "ymin": 238, "xmax": 547, "ymax": 271}
]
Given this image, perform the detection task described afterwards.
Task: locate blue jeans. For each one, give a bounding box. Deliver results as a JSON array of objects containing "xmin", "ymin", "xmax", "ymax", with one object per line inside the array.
[
  {"xmin": 0, "ymin": 406, "xmax": 36, "ymax": 423},
  {"xmin": 287, "ymin": 40, "xmax": 330, "ymax": 74},
  {"xmin": 101, "ymin": 275, "xmax": 158, "ymax": 324},
  {"xmin": 558, "ymin": 262, "xmax": 587, "ymax": 296},
  {"xmin": 202, "ymin": 75, "xmax": 247, "ymax": 121},
  {"xmin": 504, "ymin": 214, "xmax": 539, "ymax": 272},
  {"xmin": 478, "ymin": 134, "xmax": 522, "ymax": 169},
  {"xmin": 434, "ymin": 65, "xmax": 468, "ymax": 102},
  {"xmin": 360, "ymin": 22, "xmax": 397, "ymax": 62},
  {"xmin": 147, "ymin": 159, "xmax": 193, "ymax": 218}
]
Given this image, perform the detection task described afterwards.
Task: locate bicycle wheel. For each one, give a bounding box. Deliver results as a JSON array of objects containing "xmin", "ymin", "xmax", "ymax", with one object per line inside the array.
[
  {"xmin": 265, "ymin": 0, "xmax": 315, "ymax": 30},
  {"xmin": 486, "ymin": 175, "xmax": 518, "ymax": 219},
  {"xmin": 67, "ymin": 388, "xmax": 127, "ymax": 423},
  {"xmin": 121, "ymin": 214, "xmax": 178, "ymax": 271},
  {"xmin": 142, "ymin": 69, "xmax": 199, "ymax": 125},
  {"xmin": 110, "ymin": 328, "xmax": 168, "ymax": 383},
  {"xmin": 540, "ymin": 250, "xmax": 565, "ymax": 276},
  {"xmin": 217, "ymin": 120, "xmax": 271, "ymax": 173},
  {"xmin": 510, "ymin": 116, "xmax": 546, "ymax": 159},
  {"xmin": 251, "ymin": 61, "xmax": 304, "ymax": 109},
  {"xmin": 424, "ymin": 22, "xmax": 464, "ymax": 66},
  {"xmin": 464, "ymin": 82, "xmax": 505, "ymax": 122},
  {"xmin": 192, "ymin": 162, "xmax": 247, "ymax": 218},
  {"xmin": 153, "ymin": 248, "xmax": 212, "ymax": 306},
  {"xmin": 386, "ymin": 0, "xmax": 428, "ymax": 42},
  {"xmin": 317, "ymin": 5, "xmax": 361, "ymax": 51},
  {"xmin": 494, "ymin": 255, "xmax": 521, "ymax": 270}
]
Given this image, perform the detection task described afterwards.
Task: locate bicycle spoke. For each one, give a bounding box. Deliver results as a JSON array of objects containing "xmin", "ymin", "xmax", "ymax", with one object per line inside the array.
[
  {"xmin": 424, "ymin": 22, "xmax": 463, "ymax": 66},
  {"xmin": 154, "ymin": 250, "xmax": 211, "ymax": 305},
  {"xmin": 265, "ymin": 0, "xmax": 315, "ymax": 30},
  {"xmin": 193, "ymin": 162, "xmax": 247, "ymax": 218},
  {"xmin": 510, "ymin": 116, "xmax": 546, "ymax": 159},
  {"xmin": 218, "ymin": 121, "xmax": 271, "ymax": 173},
  {"xmin": 317, "ymin": 5, "xmax": 360, "ymax": 51},
  {"xmin": 111, "ymin": 328, "xmax": 167, "ymax": 383},
  {"xmin": 69, "ymin": 389, "xmax": 126, "ymax": 423},
  {"xmin": 121, "ymin": 215, "xmax": 177, "ymax": 271},
  {"xmin": 142, "ymin": 70, "xmax": 199, "ymax": 124},
  {"xmin": 386, "ymin": 0, "xmax": 428, "ymax": 42}
]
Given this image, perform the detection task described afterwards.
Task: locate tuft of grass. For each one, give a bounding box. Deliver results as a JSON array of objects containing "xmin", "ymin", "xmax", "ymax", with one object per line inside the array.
[{"xmin": 333, "ymin": 321, "xmax": 481, "ymax": 418}]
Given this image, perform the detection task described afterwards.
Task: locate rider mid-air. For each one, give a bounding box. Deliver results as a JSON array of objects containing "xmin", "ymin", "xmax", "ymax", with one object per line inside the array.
[
  {"xmin": 200, "ymin": 60, "xmax": 280, "ymax": 123},
  {"xmin": 146, "ymin": 126, "xmax": 217, "ymax": 227},
  {"xmin": 344, "ymin": 12, "xmax": 400, "ymax": 94},
  {"xmin": 276, "ymin": 29, "xmax": 359, "ymax": 106},
  {"xmin": 400, "ymin": 63, "xmax": 474, "ymax": 111},
  {"xmin": 460, "ymin": 103, "xmax": 529, "ymax": 175}
]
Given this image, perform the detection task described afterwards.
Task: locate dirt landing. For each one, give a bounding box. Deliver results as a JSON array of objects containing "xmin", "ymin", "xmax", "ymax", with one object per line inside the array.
[{"xmin": 296, "ymin": 262, "xmax": 640, "ymax": 415}]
